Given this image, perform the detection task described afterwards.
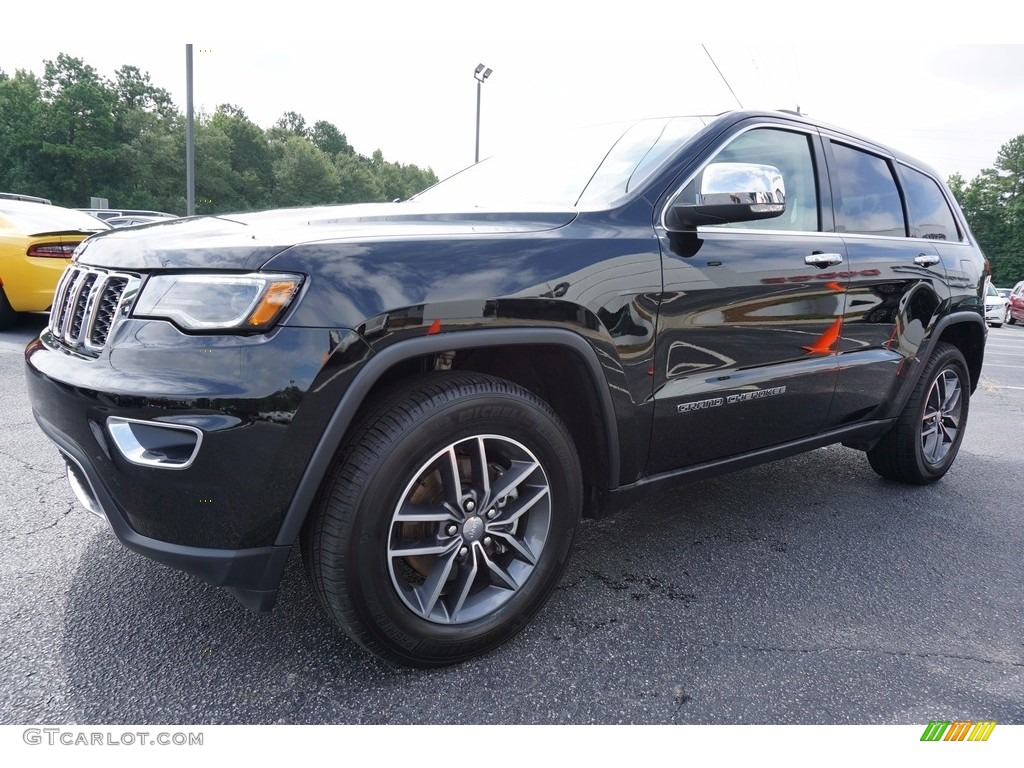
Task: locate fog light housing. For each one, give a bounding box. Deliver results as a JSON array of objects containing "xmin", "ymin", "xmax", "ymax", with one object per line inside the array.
[{"xmin": 107, "ymin": 417, "xmax": 203, "ymax": 470}]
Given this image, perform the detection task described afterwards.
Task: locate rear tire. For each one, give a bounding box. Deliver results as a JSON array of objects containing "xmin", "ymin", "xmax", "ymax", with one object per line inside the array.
[
  {"xmin": 0, "ymin": 288, "xmax": 17, "ymax": 331},
  {"xmin": 302, "ymin": 372, "xmax": 582, "ymax": 667},
  {"xmin": 867, "ymin": 342, "xmax": 970, "ymax": 484}
]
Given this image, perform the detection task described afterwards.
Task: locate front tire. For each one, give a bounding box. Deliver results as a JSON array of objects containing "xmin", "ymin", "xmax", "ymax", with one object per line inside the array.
[
  {"xmin": 302, "ymin": 373, "xmax": 582, "ymax": 667},
  {"xmin": 866, "ymin": 342, "xmax": 970, "ymax": 484}
]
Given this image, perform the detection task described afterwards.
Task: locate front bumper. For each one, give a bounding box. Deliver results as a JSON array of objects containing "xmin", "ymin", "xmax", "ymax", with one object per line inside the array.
[
  {"xmin": 39, "ymin": 419, "xmax": 289, "ymax": 611},
  {"xmin": 25, "ymin": 321, "xmax": 372, "ymax": 610},
  {"xmin": 984, "ymin": 304, "xmax": 1007, "ymax": 323}
]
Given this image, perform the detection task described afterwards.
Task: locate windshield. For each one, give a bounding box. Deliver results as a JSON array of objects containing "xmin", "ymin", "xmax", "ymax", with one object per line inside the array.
[{"xmin": 411, "ymin": 116, "xmax": 708, "ymax": 209}]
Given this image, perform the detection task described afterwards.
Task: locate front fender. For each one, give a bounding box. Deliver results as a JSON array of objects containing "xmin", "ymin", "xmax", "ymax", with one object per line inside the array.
[{"xmin": 273, "ymin": 327, "xmax": 623, "ymax": 547}]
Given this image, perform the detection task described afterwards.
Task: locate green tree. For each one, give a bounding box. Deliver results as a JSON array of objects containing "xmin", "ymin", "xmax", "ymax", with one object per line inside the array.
[
  {"xmin": 272, "ymin": 135, "xmax": 341, "ymax": 207},
  {"xmin": 309, "ymin": 119, "xmax": 352, "ymax": 157},
  {"xmin": 272, "ymin": 110, "xmax": 308, "ymax": 138},
  {"xmin": 108, "ymin": 64, "xmax": 183, "ymax": 212},
  {"xmin": 191, "ymin": 117, "xmax": 239, "ymax": 214},
  {"xmin": 117, "ymin": 108, "xmax": 185, "ymax": 213},
  {"xmin": 334, "ymin": 151, "xmax": 383, "ymax": 203},
  {"xmin": 1, "ymin": 53, "xmax": 438, "ymax": 215},
  {"xmin": 951, "ymin": 136, "xmax": 1024, "ymax": 286},
  {"xmin": 210, "ymin": 105, "xmax": 274, "ymax": 209},
  {"xmin": 0, "ymin": 69, "xmax": 44, "ymax": 193},
  {"xmin": 35, "ymin": 54, "xmax": 121, "ymax": 205},
  {"xmin": 113, "ymin": 64, "xmax": 175, "ymax": 120}
]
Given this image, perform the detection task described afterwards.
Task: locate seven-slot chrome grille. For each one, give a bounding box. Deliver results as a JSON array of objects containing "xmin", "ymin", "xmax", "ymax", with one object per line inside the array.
[{"xmin": 49, "ymin": 266, "xmax": 139, "ymax": 354}]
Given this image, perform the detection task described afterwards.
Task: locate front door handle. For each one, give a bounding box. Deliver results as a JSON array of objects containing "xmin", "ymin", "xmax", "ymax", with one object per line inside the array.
[
  {"xmin": 914, "ymin": 253, "xmax": 940, "ymax": 267},
  {"xmin": 804, "ymin": 252, "xmax": 843, "ymax": 268}
]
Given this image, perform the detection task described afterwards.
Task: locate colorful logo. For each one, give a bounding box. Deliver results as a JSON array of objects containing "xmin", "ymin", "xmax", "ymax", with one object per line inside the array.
[{"xmin": 920, "ymin": 720, "xmax": 996, "ymax": 742}]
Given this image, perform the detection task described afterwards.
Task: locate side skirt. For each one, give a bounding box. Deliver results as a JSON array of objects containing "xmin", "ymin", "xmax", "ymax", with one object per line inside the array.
[{"xmin": 601, "ymin": 419, "xmax": 894, "ymax": 516}]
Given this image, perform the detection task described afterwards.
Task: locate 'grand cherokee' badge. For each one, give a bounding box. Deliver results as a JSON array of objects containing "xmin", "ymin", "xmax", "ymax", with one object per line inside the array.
[{"xmin": 677, "ymin": 386, "xmax": 786, "ymax": 414}]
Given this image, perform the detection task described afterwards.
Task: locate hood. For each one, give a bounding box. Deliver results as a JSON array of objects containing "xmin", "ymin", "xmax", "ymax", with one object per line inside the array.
[{"xmin": 74, "ymin": 202, "xmax": 577, "ymax": 271}]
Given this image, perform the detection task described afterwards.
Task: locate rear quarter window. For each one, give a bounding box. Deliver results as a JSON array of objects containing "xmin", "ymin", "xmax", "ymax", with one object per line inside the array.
[{"xmin": 899, "ymin": 165, "xmax": 961, "ymax": 242}]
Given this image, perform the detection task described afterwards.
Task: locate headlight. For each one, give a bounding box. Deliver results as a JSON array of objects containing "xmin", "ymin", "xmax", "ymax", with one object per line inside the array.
[{"xmin": 133, "ymin": 273, "xmax": 303, "ymax": 331}]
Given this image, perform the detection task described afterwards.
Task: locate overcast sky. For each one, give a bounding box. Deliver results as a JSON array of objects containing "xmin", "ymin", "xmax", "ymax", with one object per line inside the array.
[{"xmin": 4, "ymin": 3, "xmax": 1021, "ymax": 183}]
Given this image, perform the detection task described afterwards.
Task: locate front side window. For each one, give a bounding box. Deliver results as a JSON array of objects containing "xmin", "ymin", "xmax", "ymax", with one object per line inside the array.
[
  {"xmin": 900, "ymin": 165, "xmax": 960, "ymax": 241},
  {"xmin": 831, "ymin": 143, "xmax": 906, "ymax": 237},
  {"xmin": 677, "ymin": 127, "xmax": 820, "ymax": 232}
]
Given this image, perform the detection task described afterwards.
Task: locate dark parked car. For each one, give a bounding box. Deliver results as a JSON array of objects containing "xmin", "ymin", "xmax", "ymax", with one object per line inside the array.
[{"xmin": 26, "ymin": 110, "xmax": 989, "ymax": 666}]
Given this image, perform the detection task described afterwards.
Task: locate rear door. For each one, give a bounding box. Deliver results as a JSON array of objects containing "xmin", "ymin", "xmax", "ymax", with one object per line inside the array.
[{"xmin": 820, "ymin": 138, "xmax": 953, "ymax": 425}]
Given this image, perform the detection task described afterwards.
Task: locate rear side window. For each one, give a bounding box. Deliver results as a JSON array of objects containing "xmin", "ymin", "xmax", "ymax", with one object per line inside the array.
[
  {"xmin": 900, "ymin": 165, "xmax": 961, "ymax": 241},
  {"xmin": 831, "ymin": 143, "xmax": 906, "ymax": 237}
]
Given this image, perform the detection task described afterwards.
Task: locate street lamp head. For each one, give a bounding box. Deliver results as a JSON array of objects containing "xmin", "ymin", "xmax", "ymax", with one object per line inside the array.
[{"xmin": 474, "ymin": 63, "xmax": 493, "ymax": 83}]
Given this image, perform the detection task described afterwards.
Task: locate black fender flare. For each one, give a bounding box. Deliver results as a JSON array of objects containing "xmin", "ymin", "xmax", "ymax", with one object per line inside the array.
[
  {"xmin": 885, "ymin": 310, "xmax": 986, "ymax": 421},
  {"xmin": 274, "ymin": 327, "xmax": 621, "ymax": 546}
]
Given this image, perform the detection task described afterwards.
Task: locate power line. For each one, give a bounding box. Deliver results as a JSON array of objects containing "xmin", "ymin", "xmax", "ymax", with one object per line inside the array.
[{"xmin": 703, "ymin": 45, "xmax": 743, "ymax": 109}]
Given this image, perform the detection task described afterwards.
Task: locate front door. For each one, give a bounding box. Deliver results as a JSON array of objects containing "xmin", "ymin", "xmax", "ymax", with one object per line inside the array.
[{"xmin": 647, "ymin": 124, "xmax": 845, "ymax": 474}]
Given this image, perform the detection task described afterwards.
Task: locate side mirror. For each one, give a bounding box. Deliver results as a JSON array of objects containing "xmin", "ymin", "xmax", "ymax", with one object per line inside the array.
[{"xmin": 667, "ymin": 162, "xmax": 786, "ymax": 230}]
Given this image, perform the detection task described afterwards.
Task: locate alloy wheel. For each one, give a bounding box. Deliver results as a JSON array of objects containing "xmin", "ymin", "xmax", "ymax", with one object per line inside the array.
[
  {"xmin": 920, "ymin": 368, "xmax": 962, "ymax": 466},
  {"xmin": 387, "ymin": 434, "xmax": 552, "ymax": 624}
]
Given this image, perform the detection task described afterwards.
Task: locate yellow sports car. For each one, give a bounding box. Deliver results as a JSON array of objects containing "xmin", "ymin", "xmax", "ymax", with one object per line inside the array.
[{"xmin": 0, "ymin": 199, "xmax": 110, "ymax": 329}]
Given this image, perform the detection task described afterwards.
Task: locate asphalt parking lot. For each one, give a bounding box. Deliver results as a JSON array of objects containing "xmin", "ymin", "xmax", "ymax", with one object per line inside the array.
[{"xmin": 1, "ymin": 314, "xmax": 1022, "ymax": 725}]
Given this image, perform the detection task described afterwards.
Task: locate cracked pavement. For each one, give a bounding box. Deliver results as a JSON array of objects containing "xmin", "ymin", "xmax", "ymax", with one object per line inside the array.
[{"xmin": 1, "ymin": 315, "xmax": 1022, "ymax": 724}]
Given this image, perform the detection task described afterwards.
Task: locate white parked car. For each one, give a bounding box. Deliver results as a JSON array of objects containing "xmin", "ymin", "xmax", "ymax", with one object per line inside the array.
[{"xmin": 984, "ymin": 281, "xmax": 1010, "ymax": 327}]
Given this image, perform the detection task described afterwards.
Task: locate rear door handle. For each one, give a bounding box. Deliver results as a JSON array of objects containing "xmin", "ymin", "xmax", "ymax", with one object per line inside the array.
[
  {"xmin": 804, "ymin": 252, "xmax": 843, "ymax": 268},
  {"xmin": 914, "ymin": 253, "xmax": 940, "ymax": 267}
]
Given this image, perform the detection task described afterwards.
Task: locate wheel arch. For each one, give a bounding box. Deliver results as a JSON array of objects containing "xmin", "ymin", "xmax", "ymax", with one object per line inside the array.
[
  {"xmin": 275, "ymin": 328, "xmax": 620, "ymax": 546},
  {"xmin": 931, "ymin": 312, "xmax": 986, "ymax": 394},
  {"xmin": 884, "ymin": 311, "xmax": 986, "ymax": 423}
]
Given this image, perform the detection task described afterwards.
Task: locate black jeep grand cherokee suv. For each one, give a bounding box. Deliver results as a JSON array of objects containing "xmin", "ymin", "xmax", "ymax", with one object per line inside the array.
[{"xmin": 26, "ymin": 110, "xmax": 988, "ymax": 666}]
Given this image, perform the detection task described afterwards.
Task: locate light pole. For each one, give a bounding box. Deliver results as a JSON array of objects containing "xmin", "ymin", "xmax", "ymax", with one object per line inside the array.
[
  {"xmin": 474, "ymin": 63, "xmax": 492, "ymax": 163},
  {"xmin": 185, "ymin": 44, "xmax": 195, "ymax": 216}
]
